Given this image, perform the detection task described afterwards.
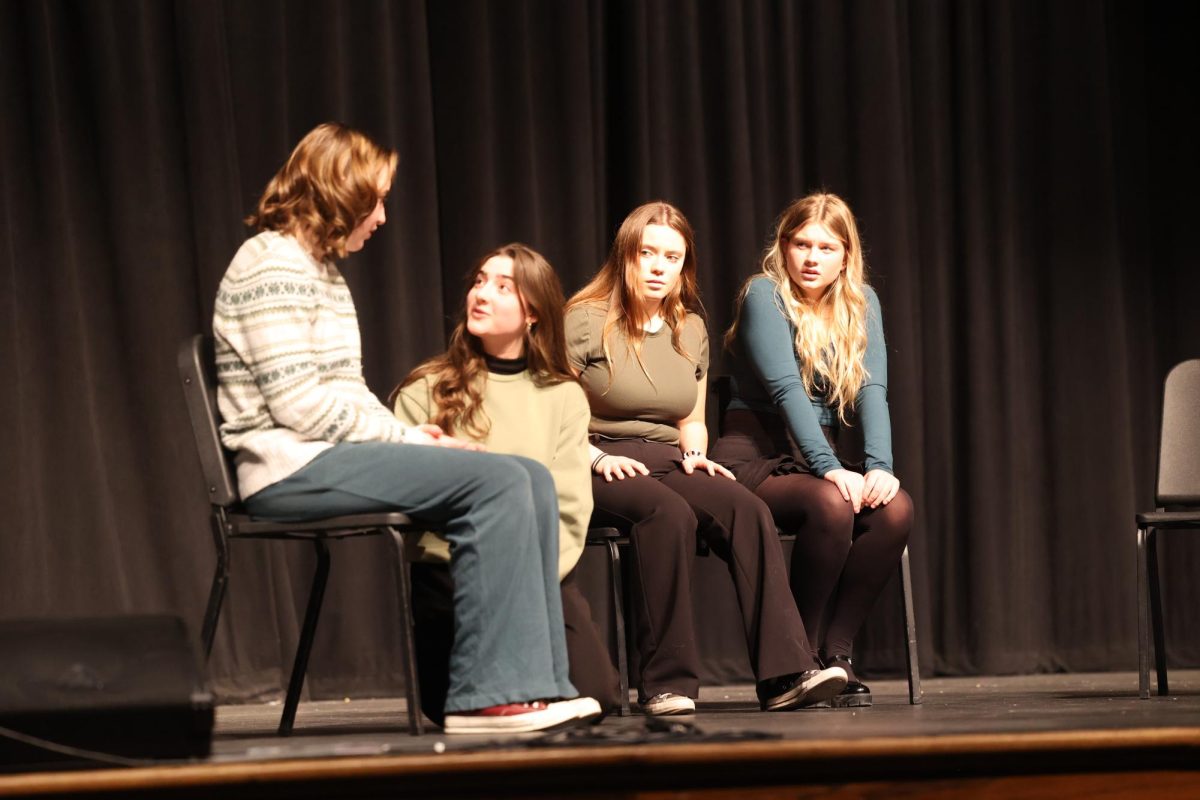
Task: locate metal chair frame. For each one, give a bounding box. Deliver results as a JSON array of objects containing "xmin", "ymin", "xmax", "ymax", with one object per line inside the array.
[
  {"xmin": 178, "ymin": 334, "xmax": 427, "ymax": 735},
  {"xmin": 1136, "ymin": 359, "xmax": 1200, "ymax": 699},
  {"xmin": 589, "ymin": 528, "xmax": 921, "ymax": 711},
  {"xmin": 582, "ymin": 376, "xmax": 926, "ymax": 707}
]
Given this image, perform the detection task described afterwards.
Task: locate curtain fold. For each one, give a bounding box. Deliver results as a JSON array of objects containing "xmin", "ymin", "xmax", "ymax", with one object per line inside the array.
[{"xmin": 1, "ymin": 0, "xmax": 1195, "ymax": 699}]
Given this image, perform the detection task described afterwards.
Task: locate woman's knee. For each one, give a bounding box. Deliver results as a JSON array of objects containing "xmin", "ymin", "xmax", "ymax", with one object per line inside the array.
[
  {"xmin": 764, "ymin": 477, "xmax": 854, "ymax": 535},
  {"xmin": 507, "ymin": 454, "xmax": 557, "ymax": 503},
  {"xmin": 595, "ymin": 478, "xmax": 698, "ymax": 537},
  {"xmin": 871, "ymin": 487, "xmax": 914, "ymax": 544},
  {"xmin": 508, "ymin": 454, "xmax": 553, "ymax": 485},
  {"xmin": 630, "ymin": 491, "xmax": 697, "ymax": 544}
]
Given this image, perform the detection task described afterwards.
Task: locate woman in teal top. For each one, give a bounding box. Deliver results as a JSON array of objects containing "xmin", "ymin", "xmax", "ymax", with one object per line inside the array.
[{"xmin": 713, "ymin": 192, "xmax": 913, "ymax": 708}]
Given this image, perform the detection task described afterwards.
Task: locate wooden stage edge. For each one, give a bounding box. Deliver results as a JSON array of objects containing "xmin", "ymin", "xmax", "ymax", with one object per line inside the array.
[
  {"xmin": 2, "ymin": 726, "xmax": 1199, "ymax": 798},
  {"xmin": 5, "ymin": 672, "xmax": 1200, "ymax": 797}
]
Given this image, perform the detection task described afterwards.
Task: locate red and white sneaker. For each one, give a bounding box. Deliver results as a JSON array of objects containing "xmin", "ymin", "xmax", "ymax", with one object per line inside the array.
[
  {"xmin": 443, "ymin": 700, "xmax": 579, "ymax": 734},
  {"xmin": 560, "ymin": 696, "xmax": 604, "ymax": 723}
]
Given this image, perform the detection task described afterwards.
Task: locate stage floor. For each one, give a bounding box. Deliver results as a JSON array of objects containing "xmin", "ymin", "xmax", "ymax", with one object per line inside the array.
[
  {"xmin": 210, "ymin": 671, "xmax": 1200, "ymax": 760},
  {"xmin": 3, "ymin": 671, "xmax": 1199, "ymax": 798}
]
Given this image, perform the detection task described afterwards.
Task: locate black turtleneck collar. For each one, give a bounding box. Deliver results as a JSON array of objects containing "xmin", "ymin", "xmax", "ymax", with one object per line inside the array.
[{"xmin": 484, "ymin": 353, "xmax": 527, "ymax": 375}]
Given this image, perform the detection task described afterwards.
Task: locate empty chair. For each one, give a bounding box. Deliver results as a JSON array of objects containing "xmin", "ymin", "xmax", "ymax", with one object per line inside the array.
[{"xmin": 1137, "ymin": 358, "xmax": 1200, "ymax": 699}]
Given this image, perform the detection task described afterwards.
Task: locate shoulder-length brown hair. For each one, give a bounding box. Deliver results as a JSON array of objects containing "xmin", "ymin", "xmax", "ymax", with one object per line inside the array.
[
  {"xmin": 566, "ymin": 201, "xmax": 705, "ymax": 380},
  {"xmin": 246, "ymin": 122, "xmax": 398, "ymax": 262},
  {"xmin": 393, "ymin": 243, "xmax": 575, "ymax": 439}
]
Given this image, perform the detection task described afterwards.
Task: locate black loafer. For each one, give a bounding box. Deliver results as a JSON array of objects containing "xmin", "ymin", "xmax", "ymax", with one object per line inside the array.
[{"xmin": 824, "ymin": 655, "xmax": 872, "ymax": 708}]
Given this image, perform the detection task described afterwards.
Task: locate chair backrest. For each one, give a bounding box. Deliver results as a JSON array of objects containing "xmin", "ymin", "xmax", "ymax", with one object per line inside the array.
[
  {"xmin": 177, "ymin": 334, "xmax": 241, "ymax": 508},
  {"xmin": 711, "ymin": 375, "xmax": 732, "ymax": 437},
  {"xmin": 1157, "ymin": 358, "xmax": 1200, "ymax": 506}
]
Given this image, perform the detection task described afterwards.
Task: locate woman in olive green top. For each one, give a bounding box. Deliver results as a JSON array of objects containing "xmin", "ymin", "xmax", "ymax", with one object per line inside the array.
[
  {"xmin": 565, "ymin": 201, "xmax": 846, "ymax": 716},
  {"xmin": 393, "ymin": 243, "xmax": 619, "ymax": 720}
]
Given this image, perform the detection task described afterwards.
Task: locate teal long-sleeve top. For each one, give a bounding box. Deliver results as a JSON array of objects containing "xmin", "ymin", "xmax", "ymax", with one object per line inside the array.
[{"xmin": 726, "ymin": 276, "xmax": 893, "ymax": 477}]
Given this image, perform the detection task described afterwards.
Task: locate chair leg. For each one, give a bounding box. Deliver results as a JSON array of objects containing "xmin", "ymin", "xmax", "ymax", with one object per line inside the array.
[
  {"xmin": 201, "ymin": 516, "xmax": 230, "ymax": 660},
  {"xmin": 607, "ymin": 539, "xmax": 631, "ymax": 716},
  {"xmin": 279, "ymin": 538, "xmax": 331, "ymax": 736},
  {"xmin": 899, "ymin": 546, "xmax": 922, "ymax": 705},
  {"xmin": 1137, "ymin": 527, "xmax": 1147, "ymax": 695},
  {"xmin": 1146, "ymin": 527, "xmax": 1169, "ymax": 696},
  {"xmin": 388, "ymin": 528, "xmax": 424, "ymax": 736},
  {"xmin": 1137, "ymin": 526, "xmax": 1152, "ymax": 699}
]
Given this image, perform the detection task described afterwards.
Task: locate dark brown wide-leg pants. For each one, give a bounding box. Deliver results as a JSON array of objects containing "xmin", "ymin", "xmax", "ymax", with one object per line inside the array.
[{"xmin": 589, "ymin": 439, "xmax": 817, "ymax": 702}]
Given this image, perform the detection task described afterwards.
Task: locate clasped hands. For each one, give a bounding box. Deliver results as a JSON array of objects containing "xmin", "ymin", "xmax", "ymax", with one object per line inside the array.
[
  {"xmin": 403, "ymin": 423, "xmax": 484, "ymax": 450},
  {"xmin": 822, "ymin": 468, "xmax": 900, "ymax": 513}
]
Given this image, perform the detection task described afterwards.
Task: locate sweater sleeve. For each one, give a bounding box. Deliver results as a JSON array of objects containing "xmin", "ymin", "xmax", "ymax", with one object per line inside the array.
[
  {"xmin": 737, "ymin": 278, "xmax": 842, "ymax": 477},
  {"xmin": 216, "ymin": 265, "xmax": 411, "ymax": 445},
  {"xmin": 857, "ymin": 287, "xmax": 894, "ymax": 473},
  {"xmin": 392, "ymin": 376, "xmax": 435, "ymax": 428},
  {"xmin": 551, "ymin": 383, "xmax": 595, "ymax": 578}
]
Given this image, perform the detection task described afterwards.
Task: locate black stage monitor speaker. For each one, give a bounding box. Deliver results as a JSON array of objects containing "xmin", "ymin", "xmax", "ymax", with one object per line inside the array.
[{"xmin": 0, "ymin": 614, "xmax": 214, "ymax": 770}]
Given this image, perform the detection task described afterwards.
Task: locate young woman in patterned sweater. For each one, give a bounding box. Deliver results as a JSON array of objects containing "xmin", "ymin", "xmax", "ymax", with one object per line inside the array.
[{"xmin": 213, "ymin": 123, "xmax": 597, "ymax": 733}]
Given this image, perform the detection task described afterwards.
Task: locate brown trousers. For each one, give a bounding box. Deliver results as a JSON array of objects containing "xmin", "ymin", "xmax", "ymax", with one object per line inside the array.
[{"xmin": 589, "ymin": 438, "xmax": 817, "ymax": 702}]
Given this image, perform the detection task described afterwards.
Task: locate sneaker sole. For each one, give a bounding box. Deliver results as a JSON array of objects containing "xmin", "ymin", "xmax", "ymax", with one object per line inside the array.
[
  {"xmin": 444, "ymin": 703, "xmax": 581, "ymax": 734},
  {"xmin": 798, "ymin": 673, "xmax": 848, "ymax": 707},
  {"xmin": 641, "ymin": 700, "xmax": 696, "ymax": 716},
  {"xmin": 765, "ymin": 671, "xmax": 848, "ymax": 712},
  {"xmin": 831, "ymin": 692, "xmax": 872, "ymax": 708},
  {"xmin": 565, "ymin": 696, "xmax": 606, "ymax": 723},
  {"xmin": 762, "ymin": 683, "xmax": 809, "ymax": 712}
]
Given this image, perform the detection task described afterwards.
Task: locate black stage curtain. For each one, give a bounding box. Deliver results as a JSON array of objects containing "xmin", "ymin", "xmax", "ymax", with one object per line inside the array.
[{"xmin": 1, "ymin": 0, "xmax": 1196, "ymax": 700}]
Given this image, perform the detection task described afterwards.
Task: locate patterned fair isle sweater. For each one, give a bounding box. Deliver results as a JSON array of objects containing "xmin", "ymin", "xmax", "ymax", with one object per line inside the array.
[{"xmin": 213, "ymin": 230, "xmax": 410, "ymax": 498}]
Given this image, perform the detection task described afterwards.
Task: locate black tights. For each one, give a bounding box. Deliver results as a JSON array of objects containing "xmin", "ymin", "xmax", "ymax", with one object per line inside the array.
[{"xmin": 756, "ymin": 473, "xmax": 913, "ymax": 675}]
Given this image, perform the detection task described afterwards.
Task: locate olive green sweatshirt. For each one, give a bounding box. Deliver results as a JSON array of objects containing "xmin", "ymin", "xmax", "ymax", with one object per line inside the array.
[{"xmin": 393, "ymin": 369, "xmax": 593, "ymax": 579}]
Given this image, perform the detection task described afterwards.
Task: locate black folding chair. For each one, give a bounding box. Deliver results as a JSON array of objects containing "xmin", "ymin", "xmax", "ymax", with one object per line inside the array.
[
  {"xmin": 1137, "ymin": 358, "xmax": 1200, "ymax": 699},
  {"xmin": 584, "ymin": 526, "xmax": 630, "ymax": 715},
  {"xmin": 177, "ymin": 334, "xmax": 427, "ymax": 735},
  {"xmin": 712, "ymin": 376, "xmax": 922, "ymax": 704}
]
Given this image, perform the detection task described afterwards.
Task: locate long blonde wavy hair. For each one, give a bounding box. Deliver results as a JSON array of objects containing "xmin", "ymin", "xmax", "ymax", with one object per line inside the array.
[
  {"xmin": 726, "ymin": 192, "xmax": 869, "ymax": 423},
  {"xmin": 566, "ymin": 201, "xmax": 704, "ymax": 384}
]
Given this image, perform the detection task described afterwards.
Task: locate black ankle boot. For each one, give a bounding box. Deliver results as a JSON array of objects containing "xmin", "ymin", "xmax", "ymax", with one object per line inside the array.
[{"xmin": 823, "ymin": 654, "xmax": 872, "ymax": 708}]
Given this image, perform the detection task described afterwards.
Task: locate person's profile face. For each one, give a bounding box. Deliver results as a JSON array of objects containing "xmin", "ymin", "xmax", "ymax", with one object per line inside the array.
[
  {"xmin": 345, "ymin": 173, "xmax": 392, "ymax": 253},
  {"xmin": 784, "ymin": 221, "xmax": 845, "ymax": 301}
]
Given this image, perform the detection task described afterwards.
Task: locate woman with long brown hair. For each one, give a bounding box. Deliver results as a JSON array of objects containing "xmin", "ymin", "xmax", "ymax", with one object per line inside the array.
[
  {"xmin": 392, "ymin": 243, "xmax": 620, "ymax": 721},
  {"xmin": 214, "ymin": 123, "xmax": 596, "ymax": 733},
  {"xmin": 566, "ymin": 201, "xmax": 846, "ymax": 715},
  {"xmin": 714, "ymin": 192, "xmax": 914, "ymax": 707}
]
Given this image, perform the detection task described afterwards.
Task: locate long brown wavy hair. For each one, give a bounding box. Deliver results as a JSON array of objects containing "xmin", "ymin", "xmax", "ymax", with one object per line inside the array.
[
  {"xmin": 393, "ymin": 243, "xmax": 574, "ymax": 439},
  {"xmin": 566, "ymin": 201, "xmax": 705, "ymax": 382},
  {"xmin": 246, "ymin": 122, "xmax": 397, "ymax": 261},
  {"xmin": 725, "ymin": 192, "xmax": 869, "ymax": 423}
]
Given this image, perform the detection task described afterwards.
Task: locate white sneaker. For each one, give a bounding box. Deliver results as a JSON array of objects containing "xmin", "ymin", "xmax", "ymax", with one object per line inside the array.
[
  {"xmin": 443, "ymin": 700, "xmax": 579, "ymax": 734},
  {"xmin": 641, "ymin": 693, "xmax": 696, "ymax": 716},
  {"xmin": 793, "ymin": 666, "xmax": 848, "ymax": 708},
  {"xmin": 563, "ymin": 696, "xmax": 604, "ymax": 722}
]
